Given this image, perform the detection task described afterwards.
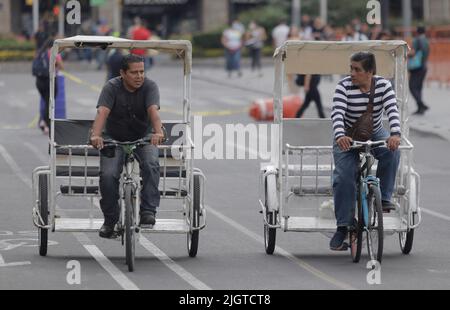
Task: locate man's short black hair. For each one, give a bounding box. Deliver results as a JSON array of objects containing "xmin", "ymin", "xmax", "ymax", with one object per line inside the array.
[
  {"xmin": 350, "ymin": 51, "xmax": 377, "ymax": 74},
  {"xmin": 121, "ymin": 54, "xmax": 144, "ymax": 72},
  {"xmin": 417, "ymin": 26, "xmax": 426, "ymax": 35}
]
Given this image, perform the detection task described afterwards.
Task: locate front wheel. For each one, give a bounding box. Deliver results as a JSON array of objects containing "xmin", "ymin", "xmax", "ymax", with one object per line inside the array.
[
  {"xmin": 367, "ymin": 184, "xmax": 384, "ymax": 263},
  {"xmin": 124, "ymin": 184, "xmax": 136, "ymax": 272},
  {"xmin": 38, "ymin": 174, "xmax": 49, "ymax": 257},
  {"xmin": 350, "ymin": 192, "xmax": 363, "ymax": 263},
  {"xmin": 187, "ymin": 174, "xmax": 200, "ymax": 257}
]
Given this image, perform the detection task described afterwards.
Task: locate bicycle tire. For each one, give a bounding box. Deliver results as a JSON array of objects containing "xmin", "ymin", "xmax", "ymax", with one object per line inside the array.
[
  {"xmin": 187, "ymin": 174, "xmax": 200, "ymax": 257},
  {"xmin": 399, "ymin": 228, "xmax": 414, "ymax": 254},
  {"xmin": 264, "ymin": 174, "xmax": 277, "ymax": 255},
  {"xmin": 124, "ymin": 184, "xmax": 135, "ymax": 272},
  {"xmin": 367, "ymin": 184, "xmax": 384, "ymax": 263},
  {"xmin": 38, "ymin": 174, "xmax": 48, "ymax": 257},
  {"xmin": 350, "ymin": 189, "xmax": 363, "ymax": 263}
]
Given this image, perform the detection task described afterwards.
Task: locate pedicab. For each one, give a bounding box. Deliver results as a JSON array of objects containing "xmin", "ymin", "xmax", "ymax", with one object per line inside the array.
[
  {"xmin": 32, "ymin": 36, "xmax": 206, "ymax": 271},
  {"xmin": 259, "ymin": 40, "xmax": 421, "ymax": 262}
]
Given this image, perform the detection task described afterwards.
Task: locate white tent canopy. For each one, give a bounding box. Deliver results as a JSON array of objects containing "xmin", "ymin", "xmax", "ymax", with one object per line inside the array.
[
  {"xmin": 275, "ymin": 40, "xmax": 409, "ymax": 78},
  {"xmin": 51, "ymin": 36, "xmax": 192, "ymax": 73}
]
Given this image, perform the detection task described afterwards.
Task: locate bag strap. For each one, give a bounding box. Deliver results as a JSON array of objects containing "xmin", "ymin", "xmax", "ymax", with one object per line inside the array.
[{"xmin": 367, "ymin": 78, "xmax": 376, "ymax": 113}]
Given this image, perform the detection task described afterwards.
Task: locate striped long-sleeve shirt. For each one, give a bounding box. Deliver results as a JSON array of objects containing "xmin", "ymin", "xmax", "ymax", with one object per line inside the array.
[{"xmin": 331, "ymin": 76, "xmax": 401, "ymax": 141}]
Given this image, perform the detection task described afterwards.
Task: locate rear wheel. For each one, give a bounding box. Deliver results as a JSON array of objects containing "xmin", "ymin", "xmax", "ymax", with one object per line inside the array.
[
  {"xmin": 367, "ymin": 185, "xmax": 384, "ymax": 263},
  {"xmin": 350, "ymin": 191, "xmax": 363, "ymax": 263},
  {"xmin": 264, "ymin": 174, "xmax": 277, "ymax": 255},
  {"xmin": 124, "ymin": 184, "xmax": 135, "ymax": 272},
  {"xmin": 38, "ymin": 174, "xmax": 49, "ymax": 257},
  {"xmin": 187, "ymin": 174, "xmax": 200, "ymax": 257}
]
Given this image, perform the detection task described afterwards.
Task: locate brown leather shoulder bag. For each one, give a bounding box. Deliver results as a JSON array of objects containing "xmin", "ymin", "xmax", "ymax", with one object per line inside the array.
[{"xmin": 345, "ymin": 78, "xmax": 376, "ymax": 142}]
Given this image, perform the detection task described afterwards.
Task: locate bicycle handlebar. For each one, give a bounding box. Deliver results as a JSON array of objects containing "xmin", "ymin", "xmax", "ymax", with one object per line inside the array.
[{"xmin": 350, "ymin": 139, "xmax": 387, "ymax": 149}]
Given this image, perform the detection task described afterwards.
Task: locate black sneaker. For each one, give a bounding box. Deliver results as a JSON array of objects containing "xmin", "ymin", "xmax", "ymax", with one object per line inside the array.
[
  {"xmin": 382, "ymin": 200, "xmax": 397, "ymax": 213},
  {"xmin": 139, "ymin": 211, "xmax": 156, "ymax": 227},
  {"xmin": 330, "ymin": 227, "xmax": 348, "ymax": 251},
  {"xmin": 99, "ymin": 224, "xmax": 115, "ymax": 239}
]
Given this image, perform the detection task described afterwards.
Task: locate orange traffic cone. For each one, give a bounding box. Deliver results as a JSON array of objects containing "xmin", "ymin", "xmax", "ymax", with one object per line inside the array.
[{"xmin": 249, "ymin": 95, "xmax": 302, "ymax": 121}]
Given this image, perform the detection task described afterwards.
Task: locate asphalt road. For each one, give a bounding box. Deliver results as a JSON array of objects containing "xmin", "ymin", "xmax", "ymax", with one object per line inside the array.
[{"xmin": 0, "ymin": 64, "xmax": 449, "ymax": 291}]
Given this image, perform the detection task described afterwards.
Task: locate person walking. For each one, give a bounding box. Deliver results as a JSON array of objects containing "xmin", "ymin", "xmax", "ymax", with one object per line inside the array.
[
  {"xmin": 32, "ymin": 37, "xmax": 64, "ymax": 134},
  {"xmin": 245, "ymin": 21, "xmax": 267, "ymax": 77},
  {"xmin": 221, "ymin": 20, "xmax": 244, "ymax": 78},
  {"xmin": 295, "ymin": 74, "xmax": 325, "ymax": 118},
  {"xmin": 408, "ymin": 26, "xmax": 430, "ymax": 115}
]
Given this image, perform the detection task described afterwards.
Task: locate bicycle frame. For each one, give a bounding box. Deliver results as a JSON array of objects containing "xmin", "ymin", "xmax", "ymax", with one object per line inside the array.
[{"xmin": 354, "ymin": 142, "xmax": 384, "ymax": 228}]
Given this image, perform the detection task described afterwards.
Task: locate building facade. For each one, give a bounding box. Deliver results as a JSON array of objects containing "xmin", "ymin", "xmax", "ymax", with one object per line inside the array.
[{"xmin": 1, "ymin": 0, "xmax": 450, "ymax": 37}]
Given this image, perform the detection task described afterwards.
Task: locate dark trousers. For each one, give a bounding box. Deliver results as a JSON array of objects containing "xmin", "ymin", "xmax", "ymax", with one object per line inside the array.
[
  {"xmin": 409, "ymin": 68, "xmax": 428, "ymax": 110},
  {"xmin": 249, "ymin": 47, "xmax": 262, "ymax": 71},
  {"xmin": 99, "ymin": 144, "xmax": 160, "ymax": 226},
  {"xmin": 296, "ymin": 85, "xmax": 325, "ymax": 118},
  {"xmin": 36, "ymin": 77, "xmax": 57, "ymax": 127}
]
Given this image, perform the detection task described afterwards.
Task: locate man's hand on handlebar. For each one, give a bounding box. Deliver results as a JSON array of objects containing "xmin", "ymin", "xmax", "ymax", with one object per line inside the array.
[
  {"xmin": 387, "ymin": 135, "xmax": 401, "ymax": 151},
  {"xmin": 336, "ymin": 136, "xmax": 353, "ymax": 152},
  {"xmin": 90, "ymin": 135, "xmax": 104, "ymax": 150},
  {"xmin": 151, "ymin": 132, "xmax": 165, "ymax": 146}
]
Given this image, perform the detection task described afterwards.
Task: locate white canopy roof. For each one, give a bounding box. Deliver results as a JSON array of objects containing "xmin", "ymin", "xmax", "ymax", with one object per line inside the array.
[
  {"xmin": 52, "ymin": 35, "xmax": 192, "ymax": 73},
  {"xmin": 275, "ymin": 40, "xmax": 409, "ymax": 78}
]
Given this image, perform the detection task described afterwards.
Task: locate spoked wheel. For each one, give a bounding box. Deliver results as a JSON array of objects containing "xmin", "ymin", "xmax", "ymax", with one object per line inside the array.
[
  {"xmin": 187, "ymin": 174, "xmax": 200, "ymax": 257},
  {"xmin": 367, "ymin": 185, "xmax": 384, "ymax": 263},
  {"xmin": 399, "ymin": 229, "xmax": 414, "ymax": 254},
  {"xmin": 264, "ymin": 174, "xmax": 277, "ymax": 255},
  {"xmin": 124, "ymin": 184, "xmax": 135, "ymax": 272},
  {"xmin": 38, "ymin": 174, "xmax": 49, "ymax": 257},
  {"xmin": 350, "ymin": 192, "xmax": 363, "ymax": 263}
]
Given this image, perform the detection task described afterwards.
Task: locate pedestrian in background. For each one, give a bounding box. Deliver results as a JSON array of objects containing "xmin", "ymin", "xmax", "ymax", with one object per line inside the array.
[
  {"xmin": 33, "ymin": 37, "xmax": 64, "ymax": 134},
  {"xmin": 244, "ymin": 21, "xmax": 267, "ymax": 77},
  {"xmin": 129, "ymin": 17, "xmax": 153, "ymax": 72},
  {"xmin": 408, "ymin": 26, "xmax": 430, "ymax": 115},
  {"xmin": 295, "ymin": 74, "xmax": 325, "ymax": 119},
  {"xmin": 271, "ymin": 19, "xmax": 290, "ymax": 49},
  {"xmin": 221, "ymin": 20, "xmax": 244, "ymax": 78}
]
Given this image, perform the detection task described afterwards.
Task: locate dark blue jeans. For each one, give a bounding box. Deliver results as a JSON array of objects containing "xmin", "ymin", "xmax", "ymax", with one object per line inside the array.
[
  {"xmin": 99, "ymin": 144, "xmax": 160, "ymax": 226},
  {"xmin": 332, "ymin": 127, "xmax": 400, "ymax": 227}
]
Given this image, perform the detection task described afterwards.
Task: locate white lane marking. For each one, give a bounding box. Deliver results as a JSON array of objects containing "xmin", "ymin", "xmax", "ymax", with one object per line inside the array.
[
  {"xmin": 8, "ymin": 142, "xmax": 141, "ymax": 290},
  {"xmin": 0, "ymin": 144, "xmax": 32, "ymax": 188},
  {"xmin": 0, "ymin": 253, "xmax": 31, "ymax": 267},
  {"xmin": 139, "ymin": 237, "xmax": 211, "ymax": 290},
  {"xmin": 206, "ymin": 205, "xmax": 356, "ymax": 290},
  {"xmin": 90, "ymin": 198, "xmax": 210, "ymax": 290},
  {"xmin": 421, "ymin": 208, "xmax": 450, "ymax": 222},
  {"xmin": 73, "ymin": 233, "xmax": 139, "ymax": 290}
]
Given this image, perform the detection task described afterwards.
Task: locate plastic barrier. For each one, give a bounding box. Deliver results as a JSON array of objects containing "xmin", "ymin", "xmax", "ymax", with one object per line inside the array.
[{"xmin": 249, "ymin": 95, "xmax": 302, "ymax": 121}]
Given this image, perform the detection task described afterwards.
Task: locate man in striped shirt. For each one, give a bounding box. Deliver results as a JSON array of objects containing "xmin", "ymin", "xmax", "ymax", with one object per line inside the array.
[{"xmin": 330, "ymin": 52, "xmax": 401, "ymax": 251}]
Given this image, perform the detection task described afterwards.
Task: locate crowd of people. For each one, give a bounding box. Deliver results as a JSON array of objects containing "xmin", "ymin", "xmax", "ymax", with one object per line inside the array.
[{"xmin": 221, "ymin": 14, "xmax": 429, "ymax": 118}]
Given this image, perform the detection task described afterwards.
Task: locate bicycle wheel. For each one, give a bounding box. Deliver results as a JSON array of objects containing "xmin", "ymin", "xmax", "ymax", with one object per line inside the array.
[
  {"xmin": 350, "ymin": 190, "xmax": 363, "ymax": 263},
  {"xmin": 399, "ymin": 228, "xmax": 414, "ymax": 254},
  {"xmin": 264, "ymin": 174, "xmax": 277, "ymax": 255},
  {"xmin": 367, "ymin": 184, "xmax": 384, "ymax": 263},
  {"xmin": 38, "ymin": 174, "xmax": 48, "ymax": 257},
  {"xmin": 124, "ymin": 184, "xmax": 135, "ymax": 272},
  {"xmin": 187, "ymin": 174, "xmax": 200, "ymax": 257}
]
